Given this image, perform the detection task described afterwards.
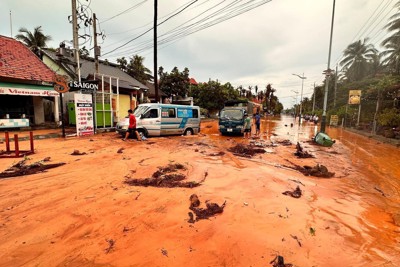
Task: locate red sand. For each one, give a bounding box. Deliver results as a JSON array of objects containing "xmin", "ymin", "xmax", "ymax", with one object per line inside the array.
[{"xmin": 0, "ymin": 119, "xmax": 399, "ymax": 267}]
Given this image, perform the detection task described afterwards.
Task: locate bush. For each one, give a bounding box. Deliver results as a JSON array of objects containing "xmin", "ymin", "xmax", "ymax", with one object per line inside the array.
[{"xmin": 378, "ymin": 108, "xmax": 400, "ymax": 128}]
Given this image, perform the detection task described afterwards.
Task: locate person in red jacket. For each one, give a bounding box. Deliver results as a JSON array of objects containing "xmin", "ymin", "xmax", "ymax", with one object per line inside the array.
[{"xmin": 123, "ymin": 109, "xmax": 142, "ymax": 141}]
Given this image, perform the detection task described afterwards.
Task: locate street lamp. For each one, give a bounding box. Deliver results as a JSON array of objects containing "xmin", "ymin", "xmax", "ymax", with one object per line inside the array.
[
  {"xmin": 291, "ymin": 90, "xmax": 298, "ymax": 120},
  {"xmin": 321, "ymin": 0, "xmax": 336, "ymax": 133},
  {"xmin": 292, "ymin": 73, "xmax": 307, "ymax": 126}
]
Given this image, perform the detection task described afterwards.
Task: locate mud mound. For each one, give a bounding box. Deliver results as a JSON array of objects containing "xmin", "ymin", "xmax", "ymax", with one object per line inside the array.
[
  {"xmin": 284, "ymin": 160, "xmax": 335, "ymax": 178},
  {"xmin": 125, "ymin": 163, "xmax": 204, "ymax": 188},
  {"xmin": 303, "ymin": 164, "xmax": 335, "ymax": 178},
  {"xmin": 282, "ymin": 186, "xmax": 302, "ymax": 198},
  {"xmin": 0, "ymin": 158, "xmax": 66, "ymax": 178},
  {"xmin": 294, "ymin": 142, "xmax": 314, "ymax": 158},
  {"xmin": 228, "ymin": 144, "xmax": 265, "ymax": 158},
  {"xmin": 188, "ymin": 194, "xmax": 226, "ymax": 223}
]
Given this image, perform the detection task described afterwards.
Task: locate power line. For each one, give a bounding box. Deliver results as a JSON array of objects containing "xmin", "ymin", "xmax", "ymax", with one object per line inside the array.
[
  {"xmin": 333, "ymin": 0, "xmax": 395, "ymax": 66},
  {"xmin": 105, "ymin": 0, "xmax": 272, "ymax": 58},
  {"xmin": 100, "ymin": 0, "xmax": 148, "ymax": 23},
  {"xmin": 102, "ymin": 0, "xmax": 199, "ymax": 56}
]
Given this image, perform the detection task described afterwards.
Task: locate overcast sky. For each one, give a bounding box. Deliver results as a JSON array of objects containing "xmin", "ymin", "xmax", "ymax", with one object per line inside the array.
[{"xmin": 1, "ymin": 0, "xmax": 398, "ymax": 108}]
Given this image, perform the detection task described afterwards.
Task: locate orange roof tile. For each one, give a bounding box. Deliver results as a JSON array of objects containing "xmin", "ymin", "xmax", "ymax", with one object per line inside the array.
[
  {"xmin": 0, "ymin": 35, "xmax": 55, "ymax": 83},
  {"xmin": 189, "ymin": 78, "xmax": 198, "ymax": 85}
]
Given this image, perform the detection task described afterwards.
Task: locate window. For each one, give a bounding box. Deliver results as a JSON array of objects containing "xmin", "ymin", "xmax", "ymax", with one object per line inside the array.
[
  {"xmin": 177, "ymin": 108, "xmax": 192, "ymax": 118},
  {"xmin": 192, "ymin": 109, "xmax": 199, "ymax": 118},
  {"xmin": 161, "ymin": 108, "xmax": 175, "ymax": 118},
  {"xmin": 142, "ymin": 109, "xmax": 158, "ymax": 119}
]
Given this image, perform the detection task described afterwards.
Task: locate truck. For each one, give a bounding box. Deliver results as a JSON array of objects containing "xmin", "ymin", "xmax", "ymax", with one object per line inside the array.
[{"xmin": 218, "ymin": 100, "xmax": 260, "ymax": 135}]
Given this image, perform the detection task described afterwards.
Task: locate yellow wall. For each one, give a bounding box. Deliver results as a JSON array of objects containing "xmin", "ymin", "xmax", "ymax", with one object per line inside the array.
[{"xmin": 113, "ymin": 94, "xmax": 131, "ymax": 121}]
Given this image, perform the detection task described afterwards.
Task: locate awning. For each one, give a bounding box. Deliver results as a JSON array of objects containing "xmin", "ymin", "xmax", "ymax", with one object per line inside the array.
[{"xmin": 0, "ymin": 82, "xmax": 58, "ymax": 97}]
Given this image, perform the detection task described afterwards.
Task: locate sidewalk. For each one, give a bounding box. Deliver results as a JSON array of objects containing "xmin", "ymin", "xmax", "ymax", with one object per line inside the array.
[{"xmin": 344, "ymin": 127, "xmax": 400, "ymax": 147}]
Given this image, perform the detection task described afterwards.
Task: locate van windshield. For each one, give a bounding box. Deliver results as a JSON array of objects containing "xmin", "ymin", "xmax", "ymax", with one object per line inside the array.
[
  {"xmin": 220, "ymin": 109, "xmax": 243, "ymax": 120},
  {"xmin": 134, "ymin": 106, "xmax": 149, "ymax": 117}
]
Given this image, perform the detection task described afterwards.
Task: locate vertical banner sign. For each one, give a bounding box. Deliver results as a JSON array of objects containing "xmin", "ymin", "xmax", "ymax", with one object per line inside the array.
[
  {"xmin": 74, "ymin": 94, "xmax": 94, "ymax": 136},
  {"xmin": 348, "ymin": 90, "xmax": 361, "ymax": 105}
]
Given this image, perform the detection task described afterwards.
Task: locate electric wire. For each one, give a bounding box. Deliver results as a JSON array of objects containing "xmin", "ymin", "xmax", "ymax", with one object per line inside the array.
[
  {"xmin": 105, "ymin": 0, "xmax": 272, "ymax": 58},
  {"xmin": 100, "ymin": 0, "xmax": 148, "ymax": 23},
  {"xmin": 102, "ymin": 0, "xmax": 199, "ymax": 56}
]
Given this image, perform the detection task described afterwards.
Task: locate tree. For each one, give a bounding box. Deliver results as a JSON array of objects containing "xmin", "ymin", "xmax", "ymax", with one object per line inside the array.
[
  {"xmin": 117, "ymin": 57, "xmax": 128, "ymax": 72},
  {"xmin": 158, "ymin": 66, "xmax": 190, "ymax": 98},
  {"xmin": 190, "ymin": 80, "xmax": 240, "ymax": 112},
  {"xmin": 381, "ymin": 0, "xmax": 400, "ymax": 75},
  {"xmin": 340, "ymin": 38, "xmax": 378, "ymax": 81},
  {"xmin": 15, "ymin": 26, "xmax": 52, "ymax": 56},
  {"xmin": 127, "ymin": 55, "xmax": 152, "ymax": 84}
]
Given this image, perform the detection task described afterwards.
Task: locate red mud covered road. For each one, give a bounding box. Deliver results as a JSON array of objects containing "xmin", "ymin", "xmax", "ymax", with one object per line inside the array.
[{"xmin": 0, "ymin": 116, "xmax": 399, "ymax": 267}]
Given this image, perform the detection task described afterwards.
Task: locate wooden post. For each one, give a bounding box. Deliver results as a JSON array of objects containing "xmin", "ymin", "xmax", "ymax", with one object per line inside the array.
[
  {"xmin": 5, "ymin": 132, "xmax": 10, "ymax": 152},
  {"xmin": 14, "ymin": 134, "xmax": 19, "ymax": 157},
  {"xmin": 30, "ymin": 131, "xmax": 34, "ymax": 153}
]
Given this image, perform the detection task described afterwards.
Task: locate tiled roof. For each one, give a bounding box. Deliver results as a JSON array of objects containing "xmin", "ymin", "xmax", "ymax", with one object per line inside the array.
[
  {"xmin": 189, "ymin": 78, "xmax": 198, "ymax": 85},
  {"xmin": 0, "ymin": 35, "xmax": 55, "ymax": 83},
  {"xmin": 42, "ymin": 49, "xmax": 148, "ymax": 90}
]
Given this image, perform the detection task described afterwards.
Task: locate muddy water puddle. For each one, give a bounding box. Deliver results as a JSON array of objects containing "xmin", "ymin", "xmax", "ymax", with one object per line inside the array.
[{"xmin": 204, "ymin": 115, "xmax": 400, "ymax": 265}]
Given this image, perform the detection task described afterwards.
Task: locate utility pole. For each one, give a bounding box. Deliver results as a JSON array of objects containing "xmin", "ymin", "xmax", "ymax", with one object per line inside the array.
[
  {"xmin": 71, "ymin": 0, "xmax": 80, "ymax": 81},
  {"xmin": 93, "ymin": 13, "xmax": 99, "ymax": 74},
  {"xmin": 9, "ymin": 11, "xmax": 12, "ymax": 37},
  {"xmin": 320, "ymin": 0, "xmax": 336, "ymax": 133},
  {"xmin": 334, "ymin": 65, "xmax": 338, "ymax": 107},
  {"xmin": 312, "ymin": 82, "xmax": 316, "ymax": 113},
  {"xmin": 292, "ymin": 73, "xmax": 306, "ymax": 126},
  {"xmin": 154, "ymin": 0, "xmax": 159, "ymax": 103}
]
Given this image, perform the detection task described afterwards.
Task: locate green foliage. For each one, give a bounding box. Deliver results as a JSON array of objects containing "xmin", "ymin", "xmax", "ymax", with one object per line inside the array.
[
  {"xmin": 128, "ymin": 55, "xmax": 152, "ymax": 84},
  {"xmin": 15, "ymin": 26, "xmax": 52, "ymax": 55},
  {"xmin": 158, "ymin": 66, "xmax": 190, "ymax": 98},
  {"xmin": 190, "ymin": 80, "xmax": 240, "ymax": 112},
  {"xmin": 378, "ymin": 108, "xmax": 400, "ymax": 127},
  {"xmin": 340, "ymin": 38, "xmax": 378, "ymax": 82}
]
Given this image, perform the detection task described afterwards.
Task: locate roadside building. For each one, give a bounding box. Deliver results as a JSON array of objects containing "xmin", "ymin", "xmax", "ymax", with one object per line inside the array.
[
  {"xmin": 42, "ymin": 48, "xmax": 148, "ymax": 128},
  {"xmin": 0, "ymin": 35, "xmax": 58, "ymax": 129}
]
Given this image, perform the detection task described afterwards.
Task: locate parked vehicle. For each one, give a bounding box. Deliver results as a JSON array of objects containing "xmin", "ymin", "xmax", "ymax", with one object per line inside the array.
[
  {"xmin": 218, "ymin": 100, "xmax": 260, "ymax": 136},
  {"xmin": 116, "ymin": 103, "xmax": 201, "ymax": 138},
  {"xmin": 218, "ymin": 107, "xmax": 247, "ymax": 135}
]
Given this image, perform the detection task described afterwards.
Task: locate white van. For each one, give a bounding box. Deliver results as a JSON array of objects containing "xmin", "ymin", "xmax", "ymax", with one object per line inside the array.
[{"xmin": 116, "ymin": 103, "xmax": 201, "ymax": 137}]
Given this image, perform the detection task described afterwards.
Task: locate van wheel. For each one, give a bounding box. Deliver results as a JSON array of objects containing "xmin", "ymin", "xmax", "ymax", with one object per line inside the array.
[
  {"xmin": 138, "ymin": 129, "xmax": 147, "ymax": 138},
  {"xmin": 184, "ymin": 128, "xmax": 193, "ymax": 136}
]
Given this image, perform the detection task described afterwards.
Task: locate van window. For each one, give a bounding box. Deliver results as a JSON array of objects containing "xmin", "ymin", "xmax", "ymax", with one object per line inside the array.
[
  {"xmin": 143, "ymin": 109, "xmax": 158, "ymax": 119},
  {"xmin": 192, "ymin": 109, "xmax": 199, "ymax": 118},
  {"xmin": 162, "ymin": 108, "xmax": 175, "ymax": 118},
  {"xmin": 177, "ymin": 108, "xmax": 193, "ymax": 118}
]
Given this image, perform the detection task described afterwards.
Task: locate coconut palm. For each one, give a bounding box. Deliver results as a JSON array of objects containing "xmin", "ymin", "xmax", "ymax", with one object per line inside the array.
[
  {"xmin": 15, "ymin": 26, "xmax": 52, "ymax": 55},
  {"xmin": 381, "ymin": 1, "xmax": 400, "ymax": 74},
  {"xmin": 127, "ymin": 55, "xmax": 152, "ymax": 84},
  {"xmin": 340, "ymin": 38, "xmax": 378, "ymax": 81}
]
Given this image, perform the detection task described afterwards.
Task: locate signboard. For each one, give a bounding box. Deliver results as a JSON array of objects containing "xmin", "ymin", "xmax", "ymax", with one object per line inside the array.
[
  {"xmin": 54, "ymin": 75, "xmax": 69, "ymax": 93},
  {"xmin": 348, "ymin": 90, "xmax": 361, "ymax": 105},
  {"xmin": 0, "ymin": 87, "xmax": 59, "ymax": 97},
  {"xmin": 69, "ymin": 80, "xmax": 99, "ymax": 92},
  {"xmin": 330, "ymin": 115, "xmax": 339, "ymax": 126},
  {"xmin": 74, "ymin": 94, "xmax": 94, "ymax": 136}
]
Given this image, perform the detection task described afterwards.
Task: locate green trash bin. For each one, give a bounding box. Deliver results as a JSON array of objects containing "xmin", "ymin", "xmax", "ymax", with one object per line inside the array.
[{"xmin": 314, "ymin": 132, "xmax": 335, "ymax": 147}]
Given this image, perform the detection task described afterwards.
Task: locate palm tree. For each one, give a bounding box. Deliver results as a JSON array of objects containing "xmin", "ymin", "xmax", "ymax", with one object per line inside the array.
[
  {"xmin": 340, "ymin": 38, "xmax": 378, "ymax": 81},
  {"xmin": 15, "ymin": 26, "xmax": 52, "ymax": 56},
  {"xmin": 381, "ymin": 1, "xmax": 400, "ymax": 74},
  {"xmin": 127, "ymin": 55, "xmax": 152, "ymax": 84}
]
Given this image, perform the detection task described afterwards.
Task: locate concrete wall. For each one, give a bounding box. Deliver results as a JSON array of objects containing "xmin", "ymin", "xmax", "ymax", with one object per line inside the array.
[{"xmin": 33, "ymin": 96, "xmax": 45, "ymax": 125}]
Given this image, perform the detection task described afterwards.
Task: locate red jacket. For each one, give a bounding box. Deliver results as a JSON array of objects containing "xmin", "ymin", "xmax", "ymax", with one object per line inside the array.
[{"xmin": 129, "ymin": 114, "xmax": 136, "ymax": 128}]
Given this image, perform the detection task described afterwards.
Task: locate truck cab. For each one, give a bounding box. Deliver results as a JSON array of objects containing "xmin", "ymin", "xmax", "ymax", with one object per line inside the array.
[{"xmin": 218, "ymin": 107, "xmax": 247, "ymax": 135}]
